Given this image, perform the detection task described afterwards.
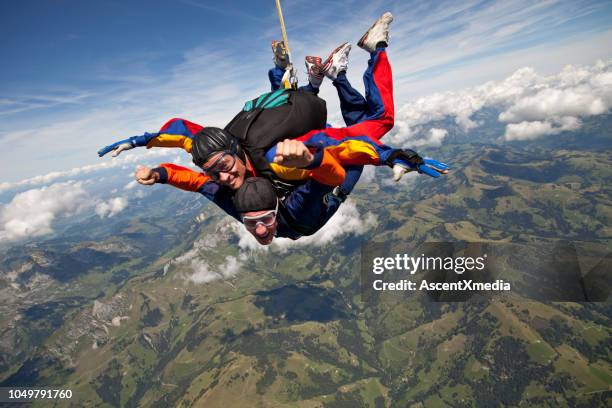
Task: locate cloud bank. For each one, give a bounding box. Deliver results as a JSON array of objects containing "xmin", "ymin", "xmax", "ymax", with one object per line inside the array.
[
  {"xmin": 0, "ymin": 149, "xmax": 180, "ymax": 194},
  {"xmin": 0, "ymin": 181, "xmax": 89, "ymax": 241},
  {"xmin": 0, "ymin": 179, "xmax": 135, "ymax": 242},
  {"xmin": 387, "ymin": 59, "xmax": 612, "ymax": 146}
]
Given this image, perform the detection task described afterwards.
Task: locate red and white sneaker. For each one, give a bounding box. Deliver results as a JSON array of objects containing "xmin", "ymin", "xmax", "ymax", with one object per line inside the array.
[
  {"xmin": 358, "ymin": 12, "xmax": 393, "ymax": 53},
  {"xmin": 321, "ymin": 42, "xmax": 351, "ymax": 80},
  {"xmin": 305, "ymin": 56, "xmax": 324, "ymax": 88}
]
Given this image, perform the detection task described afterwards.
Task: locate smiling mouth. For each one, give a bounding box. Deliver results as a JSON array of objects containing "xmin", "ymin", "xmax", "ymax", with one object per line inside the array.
[{"xmin": 256, "ymin": 230, "xmax": 274, "ymax": 243}]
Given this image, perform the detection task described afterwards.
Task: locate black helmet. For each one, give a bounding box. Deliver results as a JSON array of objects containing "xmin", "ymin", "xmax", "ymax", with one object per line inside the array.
[
  {"xmin": 191, "ymin": 127, "xmax": 246, "ymax": 168},
  {"xmin": 233, "ymin": 177, "xmax": 278, "ymax": 213}
]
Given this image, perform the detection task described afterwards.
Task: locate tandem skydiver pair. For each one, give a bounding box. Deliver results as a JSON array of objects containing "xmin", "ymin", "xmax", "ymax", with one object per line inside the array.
[{"xmin": 97, "ymin": 12, "xmax": 449, "ymax": 246}]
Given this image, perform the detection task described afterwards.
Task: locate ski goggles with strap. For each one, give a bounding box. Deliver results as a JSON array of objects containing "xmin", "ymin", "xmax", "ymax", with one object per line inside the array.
[
  {"xmin": 242, "ymin": 202, "xmax": 279, "ymax": 230},
  {"xmin": 201, "ymin": 152, "xmax": 237, "ymax": 180}
]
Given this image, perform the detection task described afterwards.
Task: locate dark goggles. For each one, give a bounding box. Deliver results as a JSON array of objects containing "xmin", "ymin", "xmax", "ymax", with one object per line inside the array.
[{"xmin": 200, "ymin": 152, "xmax": 237, "ymax": 180}]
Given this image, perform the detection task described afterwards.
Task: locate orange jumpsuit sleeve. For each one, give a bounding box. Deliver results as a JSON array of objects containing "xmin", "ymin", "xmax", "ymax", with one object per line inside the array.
[
  {"xmin": 268, "ymin": 148, "xmax": 346, "ymax": 186},
  {"xmin": 156, "ymin": 163, "xmax": 211, "ymax": 192}
]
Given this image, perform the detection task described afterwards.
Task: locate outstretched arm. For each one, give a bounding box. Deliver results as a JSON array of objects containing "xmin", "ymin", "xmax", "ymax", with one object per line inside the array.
[
  {"xmin": 133, "ymin": 164, "xmax": 213, "ymax": 191},
  {"xmin": 133, "ymin": 163, "xmax": 212, "ymax": 191},
  {"xmin": 135, "ymin": 163, "xmax": 241, "ymax": 221},
  {"xmin": 151, "ymin": 163, "xmax": 212, "ymax": 192},
  {"xmin": 98, "ymin": 118, "xmax": 204, "ymax": 157},
  {"xmin": 266, "ymin": 136, "xmax": 449, "ymax": 181},
  {"xmin": 99, "ymin": 133, "xmax": 160, "ymax": 157}
]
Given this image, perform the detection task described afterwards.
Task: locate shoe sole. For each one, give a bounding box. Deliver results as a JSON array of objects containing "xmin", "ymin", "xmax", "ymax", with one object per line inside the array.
[
  {"xmin": 358, "ymin": 12, "xmax": 393, "ymax": 49},
  {"xmin": 322, "ymin": 42, "xmax": 350, "ymax": 72}
]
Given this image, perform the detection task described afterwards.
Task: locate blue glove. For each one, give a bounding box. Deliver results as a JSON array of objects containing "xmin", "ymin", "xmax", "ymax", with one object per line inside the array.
[
  {"xmin": 418, "ymin": 158, "xmax": 450, "ymax": 178},
  {"xmin": 97, "ymin": 132, "xmax": 158, "ymax": 157},
  {"xmin": 386, "ymin": 149, "xmax": 449, "ymax": 180}
]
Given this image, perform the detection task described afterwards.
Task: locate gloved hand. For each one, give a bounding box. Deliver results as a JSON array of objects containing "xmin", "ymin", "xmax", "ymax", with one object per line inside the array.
[
  {"xmin": 97, "ymin": 132, "xmax": 158, "ymax": 157},
  {"xmin": 272, "ymin": 40, "xmax": 289, "ymax": 69},
  {"xmin": 387, "ymin": 149, "xmax": 449, "ymax": 181},
  {"xmin": 97, "ymin": 139, "xmax": 134, "ymax": 157}
]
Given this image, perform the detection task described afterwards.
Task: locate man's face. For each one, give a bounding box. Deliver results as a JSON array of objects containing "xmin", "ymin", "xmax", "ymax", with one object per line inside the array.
[
  {"xmin": 242, "ymin": 209, "xmax": 278, "ymax": 245},
  {"xmin": 202, "ymin": 152, "xmax": 247, "ymax": 190}
]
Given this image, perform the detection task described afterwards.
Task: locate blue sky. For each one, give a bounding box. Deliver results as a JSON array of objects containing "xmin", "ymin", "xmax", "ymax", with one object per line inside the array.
[{"xmin": 1, "ymin": 0, "xmax": 611, "ymax": 185}]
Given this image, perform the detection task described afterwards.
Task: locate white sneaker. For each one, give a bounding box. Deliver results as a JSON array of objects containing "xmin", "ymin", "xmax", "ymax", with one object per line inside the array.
[
  {"xmin": 305, "ymin": 56, "xmax": 324, "ymax": 88},
  {"xmin": 358, "ymin": 12, "xmax": 393, "ymax": 53},
  {"xmin": 322, "ymin": 42, "xmax": 351, "ymax": 80},
  {"xmin": 272, "ymin": 40, "xmax": 289, "ymax": 69}
]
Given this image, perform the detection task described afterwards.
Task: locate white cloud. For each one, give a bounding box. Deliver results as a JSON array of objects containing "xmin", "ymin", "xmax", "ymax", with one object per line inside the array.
[
  {"xmin": 407, "ymin": 128, "xmax": 448, "ymax": 148},
  {"xmin": 0, "ymin": 181, "xmax": 89, "ymax": 241},
  {"xmin": 292, "ymin": 200, "xmax": 376, "ymax": 245},
  {"xmin": 504, "ymin": 117, "xmax": 581, "ymax": 141},
  {"xmin": 428, "ymin": 128, "xmax": 449, "ymax": 146},
  {"xmin": 504, "ymin": 120, "xmax": 554, "ymax": 141},
  {"xmin": 187, "ymin": 260, "xmax": 217, "ymax": 283},
  {"xmin": 0, "ymin": 149, "xmax": 176, "ymax": 194},
  {"xmin": 95, "ymin": 197, "xmax": 128, "ymax": 218},
  {"xmin": 164, "ymin": 232, "xmax": 243, "ymax": 284},
  {"xmin": 124, "ymin": 180, "xmax": 138, "ymax": 190},
  {"xmin": 358, "ymin": 166, "xmax": 377, "ymax": 185},
  {"xmin": 188, "ymin": 256, "xmax": 241, "ymax": 283},
  {"xmin": 498, "ymin": 85, "xmax": 609, "ymax": 123},
  {"xmin": 220, "ymin": 256, "xmax": 241, "ymax": 278},
  {"xmin": 388, "ymin": 59, "xmax": 612, "ymax": 145},
  {"xmin": 0, "ymin": 90, "xmax": 98, "ymax": 116},
  {"xmin": 174, "ymin": 235, "xmax": 220, "ymax": 264}
]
